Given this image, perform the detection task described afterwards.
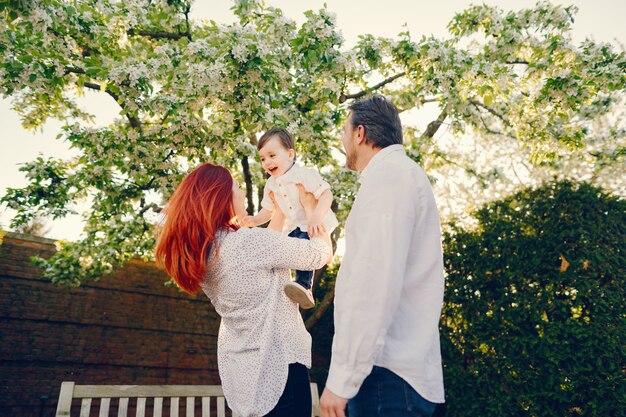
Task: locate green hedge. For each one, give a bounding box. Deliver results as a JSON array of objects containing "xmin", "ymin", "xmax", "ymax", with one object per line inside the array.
[{"xmin": 441, "ymin": 181, "xmax": 625, "ymax": 416}]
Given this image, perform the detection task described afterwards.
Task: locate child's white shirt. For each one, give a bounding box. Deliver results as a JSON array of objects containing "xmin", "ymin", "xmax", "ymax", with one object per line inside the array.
[{"xmin": 261, "ymin": 163, "xmax": 339, "ymax": 234}]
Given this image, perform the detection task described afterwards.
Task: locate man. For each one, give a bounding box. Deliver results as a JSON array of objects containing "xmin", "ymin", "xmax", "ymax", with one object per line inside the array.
[{"xmin": 320, "ymin": 95, "xmax": 445, "ymax": 417}]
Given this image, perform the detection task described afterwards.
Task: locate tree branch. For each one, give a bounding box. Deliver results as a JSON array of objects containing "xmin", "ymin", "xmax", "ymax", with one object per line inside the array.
[
  {"xmin": 127, "ymin": 28, "xmax": 191, "ymax": 41},
  {"xmin": 469, "ymin": 99, "xmax": 511, "ymax": 127},
  {"xmin": 421, "ymin": 108, "xmax": 448, "ymax": 139},
  {"xmin": 305, "ymin": 282, "xmax": 334, "ymax": 330},
  {"xmin": 304, "ymin": 222, "xmax": 340, "ymax": 329},
  {"xmin": 139, "ymin": 202, "xmax": 162, "ymax": 215},
  {"xmin": 182, "ymin": 3, "xmax": 193, "ymax": 41},
  {"xmin": 339, "ymin": 72, "xmax": 406, "ymax": 103},
  {"xmin": 505, "ymin": 59, "xmax": 529, "ymax": 65},
  {"xmin": 398, "ymin": 97, "xmax": 439, "ymax": 113},
  {"xmin": 78, "ymin": 79, "xmax": 143, "ymax": 132},
  {"xmin": 478, "ymin": 113, "xmax": 516, "ymax": 139}
]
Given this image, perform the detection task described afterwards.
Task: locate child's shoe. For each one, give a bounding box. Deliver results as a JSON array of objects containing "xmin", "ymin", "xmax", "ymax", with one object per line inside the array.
[{"xmin": 284, "ymin": 281, "xmax": 315, "ymax": 309}]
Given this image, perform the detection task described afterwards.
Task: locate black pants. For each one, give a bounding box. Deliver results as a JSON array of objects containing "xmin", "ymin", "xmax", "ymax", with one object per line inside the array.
[
  {"xmin": 264, "ymin": 363, "xmax": 312, "ymax": 417},
  {"xmin": 288, "ymin": 228, "xmax": 314, "ymax": 288}
]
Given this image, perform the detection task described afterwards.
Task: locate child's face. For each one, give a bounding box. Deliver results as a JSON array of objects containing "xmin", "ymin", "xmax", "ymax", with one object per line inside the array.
[{"xmin": 258, "ymin": 136, "xmax": 295, "ymax": 178}]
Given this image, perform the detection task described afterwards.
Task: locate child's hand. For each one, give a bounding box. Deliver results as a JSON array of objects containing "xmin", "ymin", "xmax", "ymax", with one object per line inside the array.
[{"xmin": 240, "ymin": 215, "xmax": 255, "ymax": 227}]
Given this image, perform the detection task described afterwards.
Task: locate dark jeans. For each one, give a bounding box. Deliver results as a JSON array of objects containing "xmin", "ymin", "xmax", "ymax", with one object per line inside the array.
[
  {"xmin": 264, "ymin": 363, "xmax": 312, "ymax": 417},
  {"xmin": 348, "ymin": 366, "xmax": 439, "ymax": 417},
  {"xmin": 288, "ymin": 227, "xmax": 313, "ymax": 289}
]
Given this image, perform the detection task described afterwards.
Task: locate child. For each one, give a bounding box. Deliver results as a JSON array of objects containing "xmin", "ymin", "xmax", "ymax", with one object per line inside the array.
[{"xmin": 243, "ymin": 127, "xmax": 338, "ymax": 309}]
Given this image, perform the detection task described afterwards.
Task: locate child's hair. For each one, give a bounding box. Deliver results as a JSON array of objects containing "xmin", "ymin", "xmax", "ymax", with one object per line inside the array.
[
  {"xmin": 258, "ymin": 127, "xmax": 296, "ymax": 159},
  {"xmin": 154, "ymin": 163, "xmax": 239, "ymax": 294}
]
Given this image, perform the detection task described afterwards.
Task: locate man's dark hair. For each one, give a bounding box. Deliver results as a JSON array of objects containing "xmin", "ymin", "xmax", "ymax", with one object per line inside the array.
[
  {"xmin": 257, "ymin": 127, "xmax": 295, "ymax": 153},
  {"xmin": 348, "ymin": 95, "xmax": 403, "ymax": 148}
]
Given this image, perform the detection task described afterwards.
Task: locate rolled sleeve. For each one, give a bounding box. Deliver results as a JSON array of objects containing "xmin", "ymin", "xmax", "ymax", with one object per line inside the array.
[
  {"xmin": 299, "ymin": 168, "xmax": 331, "ymax": 199},
  {"xmin": 260, "ymin": 183, "xmax": 275, "ymax": 211}
]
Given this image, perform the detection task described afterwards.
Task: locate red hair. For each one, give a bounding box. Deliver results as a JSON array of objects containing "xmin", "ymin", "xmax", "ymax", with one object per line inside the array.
[{"xmin": 155, "ymin": 163, "xmax": 239, "ymax": 294}]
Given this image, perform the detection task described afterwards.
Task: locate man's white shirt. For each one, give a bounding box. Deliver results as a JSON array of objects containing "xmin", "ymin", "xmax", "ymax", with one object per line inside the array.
[{"xmin": 326, "ymin": 144, "xmax": 446, "ymax": 404}]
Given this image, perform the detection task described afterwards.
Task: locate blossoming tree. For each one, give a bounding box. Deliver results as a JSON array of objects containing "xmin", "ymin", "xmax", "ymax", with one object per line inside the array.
[{"xmin": 1, "ymin": 0, "xmax": 624, "ymax": 325}]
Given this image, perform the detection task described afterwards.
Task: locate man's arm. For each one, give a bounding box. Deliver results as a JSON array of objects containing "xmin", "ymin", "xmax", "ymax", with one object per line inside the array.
[{"xmin": 323, "ymin": 177, "xmax": 415, "ymax": 404}]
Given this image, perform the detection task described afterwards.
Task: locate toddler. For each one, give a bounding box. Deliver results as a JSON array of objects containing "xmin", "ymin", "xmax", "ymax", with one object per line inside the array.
[{"xmin": 243, "ymin": 127, "xmax": 338, "ymax": 309}]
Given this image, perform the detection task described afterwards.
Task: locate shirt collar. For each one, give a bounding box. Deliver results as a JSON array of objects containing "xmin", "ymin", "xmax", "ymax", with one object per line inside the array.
[
  {"xmin": 276, "ymin": 162, "xmax": 300, "ymax": 183},
  {"xmin": 359, "ymin": 144, "xmax": 405, "ymax": 183}
]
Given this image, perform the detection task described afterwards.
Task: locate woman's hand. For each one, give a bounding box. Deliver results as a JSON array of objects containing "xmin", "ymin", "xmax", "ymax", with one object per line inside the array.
[{"xmin": 267, "ymin": 191, "xmax": 286, "ymax": 231}]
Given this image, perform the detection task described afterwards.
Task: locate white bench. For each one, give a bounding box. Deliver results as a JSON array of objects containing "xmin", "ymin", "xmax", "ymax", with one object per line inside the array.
[{"xmin": 54, "ymin": 381, "xmax": 321, "ymax": 417}]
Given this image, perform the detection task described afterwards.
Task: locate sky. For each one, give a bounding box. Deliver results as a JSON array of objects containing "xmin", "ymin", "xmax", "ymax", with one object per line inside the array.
[{"xmin": 1, "ymin": 0, "xmax": 625, "ymax": 241}]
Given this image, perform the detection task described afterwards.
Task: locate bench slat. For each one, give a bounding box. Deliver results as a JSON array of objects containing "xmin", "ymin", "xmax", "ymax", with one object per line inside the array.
[
  {"xmin": 217, "ymin": 397, "xmax": 225, "ymax": 417},
  {"xmin": 311, "ymin": 382, "xmax": 321, "ymax": 416},
  {"xmin": 118, "ymin": 398, "xmax": 129, "ymax": 417},
  {"xmin": 153, "ymin": 397, "xmax": 163, "ymax": 417},
  {"xmin": 74, "ymin": 385, "xmax": 225, "ymax": 398},
  {"xmin": 55, "ymin": 381, "xmax": 74, "ymax": 417},
  {"xmin": 136, "ymin": 397, "xmax": 146, "ymax": 417},
  {"xmin": 202, "ymin": 397, "xmax": 210, "ymax": 417},
  {"xmin": 80, "ymin": 398, "xmax": 92, "ymax": 417},
  {"xmin": 171, "ymin": 397, "xmax": 179, "ymax": 417},
  {"xmin": 186, "ymin": 397, "xmax": 194, "ymax": 417},
  {"xmin": 99, "ymin": 398, "xmax": 111, "ymax": 417}
]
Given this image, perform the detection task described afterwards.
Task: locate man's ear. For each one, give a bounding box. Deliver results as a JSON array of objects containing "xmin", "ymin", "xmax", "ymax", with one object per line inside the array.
[{"xmin": 355, "ymin": 125, "xmax": 366, "ymax": 146}]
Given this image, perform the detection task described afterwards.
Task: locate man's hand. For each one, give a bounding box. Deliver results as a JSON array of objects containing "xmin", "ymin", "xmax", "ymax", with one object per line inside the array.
[
  {"xmin": 320, "ymin": 388, "xmax": 348, "ymax": 417},
  {"xmin": 296, "ymin": 185, "xmax": 326, "ymax": 237},
  {"xmin": 296, "ymin": 184, "xmax": 317, "ymax": 216},
  {"xmin": 307, "ymin": 213, "xmax": 326, "ymax": 238}
]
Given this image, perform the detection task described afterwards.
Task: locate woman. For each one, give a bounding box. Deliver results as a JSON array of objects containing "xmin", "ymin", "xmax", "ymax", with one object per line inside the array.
[{"xmin": 155, "ymin": 163, "xmax": 332, "ymax": 417}]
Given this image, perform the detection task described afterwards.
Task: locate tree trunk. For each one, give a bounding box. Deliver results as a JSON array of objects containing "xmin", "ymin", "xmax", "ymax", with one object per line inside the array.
[
  {"xmin": 305, "ymin": 283, "xmax": 335, "ymax": 330},
  {"xmin": 241, "ymin": 156, "xmax": 255, "ymax": 215}
]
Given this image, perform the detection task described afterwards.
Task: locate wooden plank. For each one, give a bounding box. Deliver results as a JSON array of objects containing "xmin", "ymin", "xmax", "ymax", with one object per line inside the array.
[
  {"xmin": 310, "ymin": 383, "xmax": 321, "ymax": 417},
  {"xmin": 136, "ymin": 397, "xmax": 146, "ymax": 417},
  {"xmin": 201, "ymin": 397, "xmax": 210, "ymax": 417},
  {"xmin": 217, "ymin": 397, "xmax": 225, "ymax": 417},
  {"xmin": 79, "ymin": 398, "xmax": 92, "ymax": 417},
  {"xmin": 99, "ymin": 398, "xmax": 111, "ymax": 417},
  {"xmin": 118, "ymin": 398, "xmax": 129, "ymax": 417},
  {"xmin": 54, "ymin": 381, "xmax": 75, "ymax": 417},
  {"xmin": 74, "ymin": 385, "xmax": 225, "ymax": 398},
  {"xmin": 153, "ymin": 397, "xmax": 163, "ymax": 417},
  {"xmin": 170, "ymin": 397, "xmax": 179, "ymax": 417},
  {"xmin": 186, "ymin": 397, "xmax": 194, "ymax": 417}
]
